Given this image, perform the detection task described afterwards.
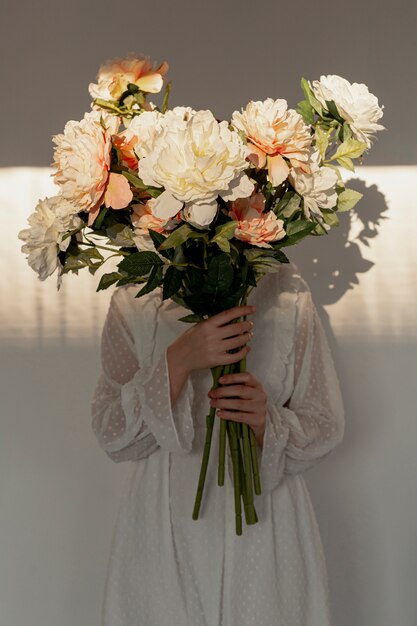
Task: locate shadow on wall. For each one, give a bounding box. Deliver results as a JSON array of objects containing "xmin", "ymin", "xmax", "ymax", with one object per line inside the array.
[{"xmin": 290, "ymin": 177, "xmax": 389, "ymax": 342}]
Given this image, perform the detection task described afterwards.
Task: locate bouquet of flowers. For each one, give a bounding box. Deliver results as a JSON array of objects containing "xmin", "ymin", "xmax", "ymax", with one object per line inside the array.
[{"xmin": 18, "ymin": 54, "xmax": 384, "ymax": 535}]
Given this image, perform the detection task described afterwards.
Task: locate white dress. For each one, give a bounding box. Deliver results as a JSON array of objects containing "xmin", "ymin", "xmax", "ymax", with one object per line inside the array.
[{"xmin": 91, "ymin": 261, "xmax": 345, "ymax": 626}]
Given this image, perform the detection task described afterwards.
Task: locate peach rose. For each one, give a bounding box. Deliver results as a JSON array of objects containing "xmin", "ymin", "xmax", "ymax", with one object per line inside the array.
[
  {"xmin": 113, "ymin": 131, "xmax": 139, "ymax": 171},
  {"xmin": 131, "ymin": 199, "xmax": 180, "ymax": 252},
  {"xmin": 88, "ymin": 54, "xmax": 169, "ymax": 101},
  {"xmin": 229, "ymin": 193, "xmax": 286, "ymax": 248},
  {"xmin": 231, "ymin": 99, "xmax": 312, "ymax": 187},
  {"xmin": 52, "ymin": 110, "xmax": 133, "ymax": 227},
  {"xmin": 131, "ymin": 199, "xmax": 168, "ymax": 234}
]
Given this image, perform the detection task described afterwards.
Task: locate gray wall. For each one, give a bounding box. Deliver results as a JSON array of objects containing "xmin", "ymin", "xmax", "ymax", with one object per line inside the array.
[
  {"xmin": 1, "ymin": 0, "xmax": 416, "ymax": 166},
  {"xmin": 1, "ymin": 1, "xmax": 417, "ymax": 625}
]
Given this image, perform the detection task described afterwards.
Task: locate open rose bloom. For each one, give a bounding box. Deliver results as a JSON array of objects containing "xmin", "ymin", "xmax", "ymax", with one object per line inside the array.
[
  {"xmin": 229, "ymin": 193, "xmax": 286, "ymax": 247},
  {"xmin": 88, "ymin": 54, "xmax": 169, "ymax": 101}
]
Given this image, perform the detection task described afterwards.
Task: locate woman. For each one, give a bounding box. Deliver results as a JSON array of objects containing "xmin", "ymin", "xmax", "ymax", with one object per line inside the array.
[{"xmin": 91, "ymin": 260, "xmax": 344, "ymax": 626}]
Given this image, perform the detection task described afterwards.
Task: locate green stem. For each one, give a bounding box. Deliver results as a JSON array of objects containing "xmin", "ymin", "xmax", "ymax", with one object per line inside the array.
[
  {"xmin": 238, "ymin": 356, "xmax": 257, "ymax": 524},
  {"xmin": 227, "ymin": 420, "xmax": 243, "ymax": 536},
  {"xmin": 192, "ymin": 365, "xmax": 223, "ymax": 520},
  {"xmin": 250, "ymin": 429, "xmax": 262, "ymax": 496},
  {"xmin": 217, "ymin": 363, "xmax": 230, "ymax": 486},
  {"xmin": 81, "ymin": 240, "xmax": 129, "ymax": 256},
  {"xmin": 237, "ymin": 427, "xmax": 258, "ymax": 526}
]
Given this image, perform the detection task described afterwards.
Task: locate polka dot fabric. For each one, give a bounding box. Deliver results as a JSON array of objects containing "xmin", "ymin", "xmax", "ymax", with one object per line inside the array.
[{"xmin": 90, "ymin": 262, "xmax": 345, "ymax": 625}]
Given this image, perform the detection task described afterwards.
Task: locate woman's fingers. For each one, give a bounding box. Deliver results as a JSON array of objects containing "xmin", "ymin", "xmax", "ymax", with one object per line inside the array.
[
  {"xmin": 221, "ymin": 344, "xmax": 250, "ymax": 364},
  {"xmin": 217, "ymin": 372, "xmax": 261, "ymax": 387},
  {"xmin": 220, "ymin": 331, "xmax": 253, "ymax": 352},
  {"xmin": 210, "ymin": 305, "xmax": 256, "ymax": 328},
  {"xmin": 209, "ymin": 384, "xmax": 254, "ymax": 400},
  {"xmin": 216, "ymin": 319, "xmax": 253, "ymax": 339}
]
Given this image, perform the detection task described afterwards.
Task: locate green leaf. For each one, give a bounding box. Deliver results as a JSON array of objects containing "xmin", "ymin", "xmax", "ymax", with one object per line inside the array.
[
  {"xmin": 106, "ymin": 224, "xmax": 135, "ymax": 246},
  {"xmin": 63, "ymin": 247, "xmax": 103, "ymax": 273},
  {"xmin": 336, "ymin": 156, "xmax": 355, "ymax": 171},
  {"xmin": 285, "ymin": 220, "xmax": 313, "ymax": 237},
  {"xmin": 300, "ymin": 77, "xmax": 324, "ymax": 116},
  {"xmin": 147, "ymin": 229, "xmax": 173, "ymax": 259},
  {"xmin": 276, "ymin": 220, "xmax": 316, "ymax": 247},
  {"xmin": 336, "ymin": 188, "xmax": 363, "ymax": 212},
  {"xmin": 324, "ymin": 99, "xmax": 345, "ymax": 123},
  {"xmin": 116, "ymin": 275, "xmax": 146, "ymax": 287},
  {"xmin": 212, "ymin": 236, "xmax": 230, "ymax": 253},
  {"xmin": 161, "ymin": 81, "xmax": 172, "ymax": 113},
  {"xmin": 94, "ymin": 206, "xmax": 109, "ymax": 230},
  {"xmin": 276, "ymin": 193, "xmax": 301, "ymax": 218},
  {"xmin": 342, "ymin": 123, "xmax": 353, "ymax": 142},
  {"xmin": 158, "ymin": 223, "xmax": 193, "ymax": 250},
  {"xmin": 321, "ymin": 209, "xmax": 339, "ymax": 227},
  {"xmin": 122, "ymin": 170, "xmax": 148, "ymax": 189},
  {"xmin": 135, "ymin": 263, "xmax": 163, "ymax": 297},
  {"xmin": 212, "ymin": 220, "xmax": 238, "ymax": 241},
  {"xmin": 244, "ymin": 252, "xmax": 284, "ymax": 274},
  {"xmin": 96, "ymin": 272, "xmax": 124, "ymax": 291},
  {"xmin": 296, "ymin": 99, "xmax": 315, "ymax": 125},
  {"xmin": 328, "ymin": 137, "xmax": 367, "ymax": 163},
  {"xmin": 118, "ymin": 251, "xmax": 163, "ymax": 276},
  {"xmin": 178, "ymin": 313, "xmax": 205, "ymax": 323},
  {"xmin": 162, "ymin": 266, "xmax": 183, "ymax": 300},
  {"xmin": 207, "ymin": 254, "xmax": 234, "ymax": 292},
  {"xmin": 211, "ymin": 219, "xmax": 237, "ymax": 252},
  {"xmin": 314, "ymin": 125, "xmax": 331, "ymax": 161}
]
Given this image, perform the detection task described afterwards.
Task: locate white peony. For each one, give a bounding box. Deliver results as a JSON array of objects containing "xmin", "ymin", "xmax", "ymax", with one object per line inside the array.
[
  {"xmin": 52, "ymin": 110, "xmax": 120, "ymax": 226},
  {"xmin": 288, "ymin": 149, "xmax": 338, "ymax": 224},
  {"xmin": 311, "ymin": 74, "xmax": 385, "ymax": 148},
  {"xmin": 138, "ymin": 109, "xmax": 254, "ymax": 228},
  {"xmin": 18, "ymin": 196, "xmax": 82, "ymax": 281},
  {"xmin": 231, "ymin": 98, "xmax": 312, "ymax": 186},
  {"xmin": 126, "ymin": 106, "xmax": 197, "ymax": 159}
]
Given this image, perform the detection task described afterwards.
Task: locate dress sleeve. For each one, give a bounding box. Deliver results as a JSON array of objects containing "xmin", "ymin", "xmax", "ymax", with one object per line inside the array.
[
  {"xmin": 90, "ymin": 291, "xmax": 195, "ymax": 462},
  {"xmin": 258, "ymin": 286, "xmax": 345, "ymax": 494}
]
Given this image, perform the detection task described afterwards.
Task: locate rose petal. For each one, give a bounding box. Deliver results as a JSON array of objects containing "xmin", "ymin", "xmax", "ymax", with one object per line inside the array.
[
  {"xmin": 267, "ymin": 154, "xmax": 290, "ymax": 187},
  {"xmin": 152, "ymin": 190, "xmax": 184, "ymax": 220},
  {"xmin": 247, "ymin": 143, "xmax": 267, "ymax": 168},
  {"xmin": 137, "ymin": 73, "xmax": 164, "ymax": 93},
  {"xmin": 104, "ymin": 173, "xmax": 133, "ymax": 210},
  {"xmin": 182, "ymin": 200, "xmax": 218, "ymax": 228}
]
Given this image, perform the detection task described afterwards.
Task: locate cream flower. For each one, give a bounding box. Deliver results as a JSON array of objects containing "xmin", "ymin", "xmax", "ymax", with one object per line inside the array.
[
  {"xmin": 138, "ymin": 109, "xmax": 254, "ymax": 228},
  {"xmin": 52, "ymin": 110, "xmax": 132, "ymax": 226},
  {"xmin": 18, "ymin": 196, "xmax": 82, "ymax": 281},
  {"xmin": 311, "ymin": 74, "xmax": 385, "ymax": 148},
  {"xmin": 229, "ymin": 192, "xmax": 286, "ymax": 248},
  {"xmin": 126, "ymin": 106, "xmax": 196, "ymax": 159},
  {"xmin": 288, "ymin": 149, "xmax": 338, "ymax": 223},
  {"xmin": 88, "ymin": 54, "xmax": 169, "ymax": 100},
  {"xmin": 231, "ymin": 99, "xmax": 312, "ymax": 187}
]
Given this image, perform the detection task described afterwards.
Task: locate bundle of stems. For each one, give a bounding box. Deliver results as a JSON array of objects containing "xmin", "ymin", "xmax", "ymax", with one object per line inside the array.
[{"xmin": 192, "ymin": 312, "xmax": 262, "ymax": 536}]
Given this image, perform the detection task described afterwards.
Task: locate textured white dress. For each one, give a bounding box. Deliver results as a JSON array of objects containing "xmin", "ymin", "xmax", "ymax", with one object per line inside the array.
[{"xmin": 91, "ymin": 261, "xmax": 345, "ymax": 626}]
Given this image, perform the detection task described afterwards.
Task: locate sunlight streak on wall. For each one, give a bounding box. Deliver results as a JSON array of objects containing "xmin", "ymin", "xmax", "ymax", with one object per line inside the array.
[{"xmin": 1, "ymin": 166, "xmax": 417, "ymax": 344}]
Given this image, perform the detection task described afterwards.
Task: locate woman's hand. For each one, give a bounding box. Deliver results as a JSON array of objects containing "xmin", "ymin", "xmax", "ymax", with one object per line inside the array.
[
  {"xmin": 208, "ymin": 371, "xmax": 267, "ymax": 449},
  {"xmin": 166, "ymin": 305, "xmax": 256, "ymax": 407}
]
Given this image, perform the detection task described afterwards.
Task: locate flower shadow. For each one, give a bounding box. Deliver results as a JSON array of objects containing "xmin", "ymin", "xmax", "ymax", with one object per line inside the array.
[{"xmin": 289, "ymin": 176, "xmax": 389, "ymax": 316}]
